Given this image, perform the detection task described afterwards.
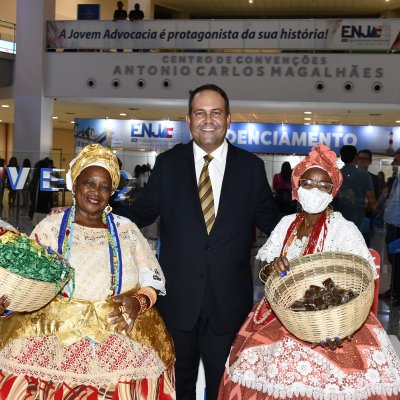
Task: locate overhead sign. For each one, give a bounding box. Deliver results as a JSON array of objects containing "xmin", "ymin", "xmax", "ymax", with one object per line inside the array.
[
  {"xmin": 74, "ymin": 118, "xmax": 400, "ymax": 155},
  {"xmin": 47, "ymin": 19, "xmax": 400, "ymax": 51}
]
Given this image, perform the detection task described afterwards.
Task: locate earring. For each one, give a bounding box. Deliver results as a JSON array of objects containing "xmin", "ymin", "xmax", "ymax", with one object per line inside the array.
[
  {"xmin": 105, "ymin": 204, "xmax": 112, "ymax": 214},
  {"xmin": 72, "ymin": 195, "xmax": 76, "ymax": 206}
]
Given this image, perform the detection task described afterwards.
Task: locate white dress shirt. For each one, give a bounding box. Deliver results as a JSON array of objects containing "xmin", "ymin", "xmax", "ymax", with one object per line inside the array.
[{"xmin": 193, "ymin": 140, "xmax": 228, "ymax": 216}]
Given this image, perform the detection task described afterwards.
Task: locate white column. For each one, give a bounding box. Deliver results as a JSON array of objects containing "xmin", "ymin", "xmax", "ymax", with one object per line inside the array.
[{"xmin": 13, "ymin": 0, "xmax": 55, "ymax": 164}]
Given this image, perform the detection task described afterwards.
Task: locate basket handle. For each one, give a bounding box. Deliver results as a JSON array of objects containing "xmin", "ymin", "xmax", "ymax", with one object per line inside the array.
[{"xmin": 259, "ymin": 257, "xmax": 291, "ymax": 283}]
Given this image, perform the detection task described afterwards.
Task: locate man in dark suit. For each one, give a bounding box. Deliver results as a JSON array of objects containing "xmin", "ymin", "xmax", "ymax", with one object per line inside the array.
[{"xmin": 117, "ymin": 84, "xmax": 280, "ymax": 399}]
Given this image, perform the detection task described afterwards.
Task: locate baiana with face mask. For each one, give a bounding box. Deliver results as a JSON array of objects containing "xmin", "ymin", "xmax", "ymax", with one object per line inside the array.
[{"xmin": 219, "ymin": 144, "xmax": 400, "ymax": 400}]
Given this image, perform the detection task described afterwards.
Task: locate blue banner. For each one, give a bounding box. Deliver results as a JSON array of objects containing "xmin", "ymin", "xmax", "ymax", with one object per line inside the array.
[
  {"xmin": 75, "ymin": 119, "xmax": 400, "ymax": 155},
  {"xmin": 226, "ymin": 123, "xmax": 400, "ymax": 155}
]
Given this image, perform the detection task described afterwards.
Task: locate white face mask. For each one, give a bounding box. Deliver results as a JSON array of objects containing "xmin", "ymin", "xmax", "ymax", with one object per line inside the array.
[{"xmin": 298, "ymin": 187, "xmax": 333, "ymax": 214}]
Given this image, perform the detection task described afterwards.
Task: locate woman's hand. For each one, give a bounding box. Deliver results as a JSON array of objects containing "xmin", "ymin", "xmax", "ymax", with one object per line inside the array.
[
  {"xmin": 272, "ymin": 256, "xmax": 291, "ymax": 277},
  {"xmin": 314, "ymin": 335, "xmax": 353, "ymax": 350},
  {"xmin": 0, "ymin": 295, "xmax": 10, "ymax": 315},
  {"xmin": 107, "ymin": 294, "xmax": 140, "ymax": 334},
  {"xmin": 259, "ymin": 256, "xmax": 291, "ymax": 282}
]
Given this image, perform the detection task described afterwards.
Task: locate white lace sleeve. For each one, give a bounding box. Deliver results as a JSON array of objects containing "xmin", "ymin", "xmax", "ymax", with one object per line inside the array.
[
  {"xmin": 326, "ymin": 212, "xmax": 377, "ymax": 277},
  {"xmin": 29, "ymin": 214, "xmax": 60, "ymax": 250},
  {"xmin": 121, "ymin": 217, "xmax": 166, "ymax": 295},
  {"xmin": 256, "ymin": 215, "xmax": 296, "ymax": 262}
]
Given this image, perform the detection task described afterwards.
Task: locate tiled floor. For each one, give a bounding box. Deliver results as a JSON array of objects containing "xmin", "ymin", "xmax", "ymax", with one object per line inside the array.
[{"xmin": 2, "ymin": 199, "xmax": 399, "ymax": 342}]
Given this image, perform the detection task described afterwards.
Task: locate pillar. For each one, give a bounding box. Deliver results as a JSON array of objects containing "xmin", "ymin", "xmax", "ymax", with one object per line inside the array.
[{"xmin": 13, "ymin": 0, "xmax": 55, "ymax": 164}]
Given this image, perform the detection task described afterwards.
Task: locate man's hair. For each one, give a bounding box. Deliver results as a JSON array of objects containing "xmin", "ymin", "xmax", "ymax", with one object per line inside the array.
[
  {"xmin": 340, "ymin": 145, "xmax": 358, "ymax": 163},
  {"xmin": 188, "ymin": 84, "xmax": 230, "ymax": 115},
  {"xmin": 358, "ymin": 149, "xmax": 372, "ymax": 160}
]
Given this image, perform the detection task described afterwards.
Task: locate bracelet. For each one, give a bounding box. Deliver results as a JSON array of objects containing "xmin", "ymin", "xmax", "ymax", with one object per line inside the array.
[
  {"xmin": 132, "ymin": 293, "xmax": 150, "ymax": 314},
  {"xmin": 137, "ymin": 287, "xmax": 157, "ymax": 308}
]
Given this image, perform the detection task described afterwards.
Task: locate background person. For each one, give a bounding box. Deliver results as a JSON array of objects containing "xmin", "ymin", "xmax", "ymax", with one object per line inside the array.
[
  {"xmin": 219, "ymin": 144, "xmax": 400, "ymax": 399},
  {"xmin": 377, "ymin": 170, "xmax": 388, "ymax": 201},
  {"xmin": 357, "ymin": 148, "xmax": 379, "ymax": 200},
  {"xmin": 335, "ymin": 145, "xmax": 376, "ymax": 246},
  {"xmin": 21, "ymin": 158, "xmax": 31, "ymax": 209},
  {"xmin": 272, "ymin": 161, "xmax": 296, "ymax": 215},
  {"xmin": 28, "ymin": 158, "xmax": 54, "ymax": 226},
  {"xmin": 6, "ymin": 156, "xmax": 18, "ymax": 207},
  {"xmin": 382, "ymin": 149, "xmax": 400, "ymax": 301},
  {"xmin": 0, "ymin": 144, "xmax": 175, "ymax": 399},
  {"xmin": 129, "ymin": 3, "xmax": 145, "ymax": 20},
  {"xmin": 113, "ymin": 1, "xmax": 127, "ymax": 20},
  {"xmin": 0, "ymin": 158, "xmax": 6, "ymax": 208},
  {"xmin": 357, "ymin": 148, "xmax": 380, "ymax": 245},
  {"xmin": 116, "ymin": 84, "xmax": 280, "ymax": 400},
  {"xmin": 113, "ymin": 1, "xmax": 127, "ymax": 52}
]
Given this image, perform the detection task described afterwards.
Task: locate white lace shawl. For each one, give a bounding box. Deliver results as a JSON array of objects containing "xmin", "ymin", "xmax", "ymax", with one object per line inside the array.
[
  {"xmin": 257, "ymin": 212, "xmax": 376, "ymax": 274},
  {"xmin": 30, "ymin": 212, "xmax": 166, "ymax": 302}
]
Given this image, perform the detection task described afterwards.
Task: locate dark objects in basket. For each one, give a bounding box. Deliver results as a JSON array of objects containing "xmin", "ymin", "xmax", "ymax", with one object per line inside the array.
[{"xmin": 289, "ymin": 278, "xmax": 358, "ymax": 311}]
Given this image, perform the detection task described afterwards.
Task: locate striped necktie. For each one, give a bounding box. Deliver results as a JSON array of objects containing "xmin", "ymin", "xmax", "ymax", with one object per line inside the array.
[{"xmin": 198, "ymin": 155, "xmax": 215, "ymax": 234}]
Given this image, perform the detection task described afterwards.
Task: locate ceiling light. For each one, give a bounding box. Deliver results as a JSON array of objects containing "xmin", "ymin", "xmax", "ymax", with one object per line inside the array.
[
  {"xmin": 52, "ymin": 116, "xmax": 58, "ymax": 119},
  {"xmin": 1, "ymin": 105, "xmax": 9, "ymax": 108},
  {"xmin": 304, "ymin": 111, "xmax": 312, "ymax": 114},
  {"xmin": 0, "ymin": 120, "xmax": 2, "ymax": 122},
  {"xmin": 120, "ymin": 113, "xmax": 127, "ymax": 116},
  {"xmin": 249, "ymin": 0, "xmax": 253, "ymax": 3},
  {"xmin": 304, "ymin": 117, "xmax": 311, "ymax": 121},
  {"xmin": 396, "ymin": 120, "xmax": 400, "ymax": 123},
  {"xmin": 70, "ymin": 121, "xmax": 75, "ymax": 124}
]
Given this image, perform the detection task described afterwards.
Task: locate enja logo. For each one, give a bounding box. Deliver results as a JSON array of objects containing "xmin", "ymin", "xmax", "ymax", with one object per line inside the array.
[
  {"xmin": 131, "ymin": 122, "xmax": 173, "ymax": 138},
  {"xmin": 341, "ymin": 25, "xmax": 382, "ymax": 39}
]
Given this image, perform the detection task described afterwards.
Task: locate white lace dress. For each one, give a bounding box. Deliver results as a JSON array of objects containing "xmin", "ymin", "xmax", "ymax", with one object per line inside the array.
[{"xmin": 219, "ymin": 212, "xmax": 400, "ymax": 400}]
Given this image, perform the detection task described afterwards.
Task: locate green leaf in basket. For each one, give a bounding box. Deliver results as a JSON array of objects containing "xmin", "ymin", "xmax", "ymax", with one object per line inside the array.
[{"xmin": 0, "ymin": 233, "xmax": 73, "ymax": 284}]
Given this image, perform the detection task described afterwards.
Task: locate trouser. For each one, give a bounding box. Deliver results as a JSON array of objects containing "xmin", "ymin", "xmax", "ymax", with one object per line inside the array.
[
  {"xmin": 169, "ymin": 300, "xmax": 237, "ymax": 400},
  {"xmin": 386, "ymin": 224, "xmax": 400, "ymax": 297}
]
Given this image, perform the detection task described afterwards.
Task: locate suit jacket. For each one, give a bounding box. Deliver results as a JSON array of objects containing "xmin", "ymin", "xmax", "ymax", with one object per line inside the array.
[{"xmin": 118, "ymin": 140, "xmax": 280, "ymax": 334}]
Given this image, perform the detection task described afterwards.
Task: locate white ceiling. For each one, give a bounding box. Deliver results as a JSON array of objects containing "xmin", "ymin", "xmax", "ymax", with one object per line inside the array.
[{"xmin": 1, "ymin": 0, "xmax": 400, "ymax": 129}]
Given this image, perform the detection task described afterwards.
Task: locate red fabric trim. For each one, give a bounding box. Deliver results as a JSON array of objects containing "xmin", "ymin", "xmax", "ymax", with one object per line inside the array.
[{"xmin": 0, "ymin": 375, "xmax": 17, "ymax": 400}]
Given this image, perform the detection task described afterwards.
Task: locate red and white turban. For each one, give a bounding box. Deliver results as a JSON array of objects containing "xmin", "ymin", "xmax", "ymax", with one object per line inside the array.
[{"xmin": 291, "ymin": 144, "xmax": 343, "ymax": 201}]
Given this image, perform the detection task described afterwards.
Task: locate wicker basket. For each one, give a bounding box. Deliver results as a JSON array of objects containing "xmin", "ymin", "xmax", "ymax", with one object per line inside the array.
[
  {"xmin": 0, "ymin": 266, "xmax": 71, "ymax": 312},
  {"xmin": 264, "ymin": 251, "xmax": 374, "ymax": 343},
  {"xmin": 0, "ymin": 267, "xmax": 69, "ymax": 312}
]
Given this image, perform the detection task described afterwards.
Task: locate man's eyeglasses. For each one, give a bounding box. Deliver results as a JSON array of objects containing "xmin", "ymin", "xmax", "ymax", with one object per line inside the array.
[{"xmin": 299, "ymin": 178, "xmax": 333, "ymax": 193}]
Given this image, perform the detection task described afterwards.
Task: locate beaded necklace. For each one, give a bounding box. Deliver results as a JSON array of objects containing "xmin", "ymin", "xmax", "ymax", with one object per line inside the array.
[
  {"xmin": 58, "ymin": 206, "xmax": 123, "ymax": 297},
  {"xmin": 280, "ymin": 211, "xmax": 329, "ymax": 257}
]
